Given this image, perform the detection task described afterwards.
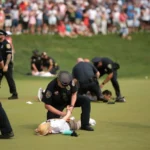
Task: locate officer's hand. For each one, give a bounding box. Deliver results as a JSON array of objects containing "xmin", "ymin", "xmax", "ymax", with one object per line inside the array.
[
  {"xmin": 3, "ymin": 65, "xmax": 8, "ymax": 72},
  {"xmin": 100, "ymin": 84, "xmax": 104, "ymax": 88},
  {"xmin": 61, "ymin": 111, "xmax": 66, "ymax": 117}
]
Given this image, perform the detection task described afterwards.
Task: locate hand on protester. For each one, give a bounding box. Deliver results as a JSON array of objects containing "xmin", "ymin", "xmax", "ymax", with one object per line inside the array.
[
  {"xmin": 66, "ymin": 105, "xmax": 74, "ymax": 113},
  {"xmin": 3, "ymin": 65, "xmax": 8, "ymax": 72}
]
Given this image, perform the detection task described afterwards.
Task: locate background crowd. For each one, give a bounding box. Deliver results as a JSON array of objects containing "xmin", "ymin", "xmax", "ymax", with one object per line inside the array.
[{"xmin": 0, "ymin": 0, "xmax": 150, "ymax": 37}]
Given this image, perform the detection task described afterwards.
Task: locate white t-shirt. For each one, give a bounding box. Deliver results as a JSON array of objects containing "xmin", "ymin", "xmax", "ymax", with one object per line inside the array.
[
  {"xmin": 87, "ymin": 9, "xmax": 97, "ymax": 20},
  {"xmin": 47, "ymin": 119, "xmax": 70, "ymax": 133}
]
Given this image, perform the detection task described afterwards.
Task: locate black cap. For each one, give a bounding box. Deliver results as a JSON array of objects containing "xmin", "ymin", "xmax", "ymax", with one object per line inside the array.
[
  {"xmin": 91, "ymin": 57, "xmax": 102, "ymax": 63},
  {"xmin": 57, "ymin": 71, "xmax": 72, "ymax": 86},
  {"xmin": 32, "ymin": 49, "xmax": 39, "ymax": 54},
  {"xmin": 0, "ymin": 30, "xmax": 7, "ymax": 36}
]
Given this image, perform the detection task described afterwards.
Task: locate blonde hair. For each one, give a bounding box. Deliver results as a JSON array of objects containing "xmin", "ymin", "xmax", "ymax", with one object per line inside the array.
[{"xmin": 35, "ymin": 122, "xmax": 51, "ymax": 136}]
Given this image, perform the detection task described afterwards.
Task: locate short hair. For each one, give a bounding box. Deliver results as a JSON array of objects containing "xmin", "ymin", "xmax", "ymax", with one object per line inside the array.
[{"xmin": 102, "ymin": 90, "xmax": 112, "ymax": 96}]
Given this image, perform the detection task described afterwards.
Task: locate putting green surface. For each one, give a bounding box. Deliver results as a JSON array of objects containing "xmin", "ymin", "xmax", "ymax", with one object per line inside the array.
[{"xmin": 0, "ymin": 79, "xmax": 150, "ymax": 150}]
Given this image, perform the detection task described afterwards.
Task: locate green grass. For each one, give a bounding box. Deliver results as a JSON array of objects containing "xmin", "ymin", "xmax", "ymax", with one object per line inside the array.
[
  {"xmin": 13, "ymin": 33, "xmax": 150, "ymax": 78},
  {"xmin": 0, "ymin": 34, "xmax": 150, "ymax": 150},
  {"xmin": 0, "ymin": 79, "xmax": 150, "ymax": 150}
]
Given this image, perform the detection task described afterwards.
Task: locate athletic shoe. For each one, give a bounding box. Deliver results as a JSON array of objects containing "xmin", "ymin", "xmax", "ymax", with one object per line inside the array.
[
  {"xmin": 37, "ymin": 88, "xmax": 43, "ymax": 102},
  {"xmin": 115, "ymin": 96, "xmax": 126, "ymax": 102},
  {"xmin": 89, "ymin": 118, "xmax": 96, "ymax": 126}
]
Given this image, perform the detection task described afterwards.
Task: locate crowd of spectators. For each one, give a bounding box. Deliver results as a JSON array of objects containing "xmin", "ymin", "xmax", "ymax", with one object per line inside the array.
[{"xmin": 0, "ymin": 0, "xmax": 150, "ymax": 37}]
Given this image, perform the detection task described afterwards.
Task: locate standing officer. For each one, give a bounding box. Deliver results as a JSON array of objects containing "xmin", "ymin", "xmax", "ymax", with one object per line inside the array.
[
  {"xmin": 41, "ymin": 52, "xmax": 59, "ymax": 75},
  {"xmin": 92, "ymin": 57, "xmax": 125, "ymax": 102},
  {"xmin": 0, "ymin": 102, "xmax": 14, "ymax": 139},
  {"xmin": 72, "ymin": 58, "xmax": 106, "ymax": 101},
  {"xmin": 0, "ymin": 30, "xmax": 18, "ymax": 99},
  {"xmin": 42, "ymin": 70, "xmax": 94, "ymax": 131},
  {"xmin": 31, "ymin": 49, "xmax": 43, "ymax": 76}
]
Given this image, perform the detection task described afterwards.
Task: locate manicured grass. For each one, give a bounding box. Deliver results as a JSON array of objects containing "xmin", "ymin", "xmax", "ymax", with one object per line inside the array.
[
  {"xmin": 12, "ymin": 33, "xmax": 150, "ymax": 78},
  {"xmin": 0, "ymin": 34, "xmax": 150, "ymax": 150},
  {"xmin": 0, "ymin": 79, "xmax": 150, "ymax": 150}
]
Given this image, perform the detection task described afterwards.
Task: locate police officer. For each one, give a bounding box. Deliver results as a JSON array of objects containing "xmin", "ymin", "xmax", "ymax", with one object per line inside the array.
[
  {"xmin": 31, "ymin": 49, "xmax": 42, "ymax": 75},
  {"xmin": 92, "ymin": 57, "xmax": 125, "ymax": 102},
  {"xmin": 72, "ymin": 58, "xmax": 106, "ymax": 101},
  {"xmin": 41, "ymin": 52, "xmax": 59, "ymax": 75},
  {"xmin": 0, "ymin": 30, "xmax": 18, "ymax": 99},
  {"xmin": 0, "ymin": 102, "xmax": 14, "ymax": 139},
  {"xmin": 42, "ymin": 70, "xmax": 94, "ymax": 131}
]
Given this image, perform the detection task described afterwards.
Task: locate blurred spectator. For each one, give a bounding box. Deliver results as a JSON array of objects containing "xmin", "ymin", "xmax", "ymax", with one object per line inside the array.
[{"xmin": 0, "ymin": 5, "xmax": 5, "ymax": 30}]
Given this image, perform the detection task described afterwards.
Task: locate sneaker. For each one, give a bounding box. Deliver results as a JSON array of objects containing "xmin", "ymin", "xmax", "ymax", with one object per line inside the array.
[
  {"xmin": 0, "ymin": 131, "xmax": 14, "ymax": 139},
  {"xmin": 81, "ymin": 126, "xmax": 94, "ymax": 131},
  {"xmin": 89, "ymin": 118, "xmax": 96, "ymax": 126},
  {"xmin": 8, "ymin": 94, "xmax": 18, "ymax": 100},
  {"xmin": 37, "ymin": 88, "xmax": 43, "ymax": 102},
  {"xmin": 115, "ymin": 96, "xmax": 126, "ymax": 102}
]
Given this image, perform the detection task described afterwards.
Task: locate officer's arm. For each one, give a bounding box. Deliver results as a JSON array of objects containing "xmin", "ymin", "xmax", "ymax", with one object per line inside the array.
[
  {"xmin": 32, "ymin": 63, "xmax": 38, "ymax": 72},
  {"xmin": 5, "ymin": 54, "xmax": 11, "ymax": 66},
  {"xmin": 70, "ymin": 92, "xmax": 77, "ymax": 113},
  {"xmin": 45, "ymin": 104, "xmax": 66, "ymax": 116},
  {"xmin": 102, "ymin": 72, "xmax": 113, "ymax": 86},
  {"xmin": 48, "ymin": 59, "xmax": 53, "ymax": 71},
  {"xmin": 96, "ymin": 71, "xmax": 100, "ymax": 79}
]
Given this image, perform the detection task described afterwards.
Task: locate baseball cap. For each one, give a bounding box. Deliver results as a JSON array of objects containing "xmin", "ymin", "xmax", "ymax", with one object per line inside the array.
[
  {"xmin": 0, "ymin": 30, "xmax": 7, "ymax": 36},
  {"xmin": 57, "ymin": 71, "xmax": 72, "ymax": 86},
  {"xmin": 32, "ymin": 49, "xmax": 39, "ymax": 54},
  {"xmin": 91, "ymin": 57, "xmax": 102, "ymax": 63}
]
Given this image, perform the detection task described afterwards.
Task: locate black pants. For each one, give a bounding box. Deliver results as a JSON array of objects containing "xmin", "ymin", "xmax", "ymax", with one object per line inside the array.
[
  {"xmin": 110, "ymin": 71, "xmax": 121, "ymax": 97},
  {"xmin": 1, "ymin": 63, "xmax": 17, "ymax": 95},
  {"xmin": 78, "ymin": 80, "xmax": 102, "ymax": 100},
  {"xmin": 47, "ymin": 95, "xmax": 91, "ymax": 127},
  {"xmin": 0, "ymin": 103, "xmax": 13, "ymax": 135}
]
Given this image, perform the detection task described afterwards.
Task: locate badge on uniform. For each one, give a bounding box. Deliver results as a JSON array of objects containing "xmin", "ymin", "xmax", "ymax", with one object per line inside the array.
[
  {"xmin": 6, "ymin": 43, "xmax": 11, "ymax": 49},
  {"xmin": 72, "ymin": 80, "xmax": 75, "ymax": 86},
  {"xmin": 54, "ymin": 91, "xmax": 59, "ymax": 95},
  {"xmin": 107, "ymin": 64, "xmax": 112, "ymax": 69},
  {"xmin": 46, "ymin": 90, "xmax": 52, "ymax": 98},
  {"xmin": 66, "ymin": 85, "xmax": 71, "ymax": 90}
]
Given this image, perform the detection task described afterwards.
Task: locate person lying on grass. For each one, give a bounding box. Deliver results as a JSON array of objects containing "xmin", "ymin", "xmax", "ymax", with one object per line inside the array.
[{"xmin": 35, "ymin": 105, "xmax": 96, "ymax": 136}]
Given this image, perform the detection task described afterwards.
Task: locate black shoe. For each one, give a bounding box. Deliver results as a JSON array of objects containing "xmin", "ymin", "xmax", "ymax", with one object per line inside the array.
[
  {"xmin": 81, "ymin": 126, "xmax": 94, "ymax": 131},
  {"xmin": 0, "ymin": 132, "xmax": 14, "ymax": 139},
  {"xmin": 115, "ymin": 96, "xmax": 126, "ymax": 102},
  {"xmin": 8, "ymin": 94, "xmax": 18, "ymax": 100}
]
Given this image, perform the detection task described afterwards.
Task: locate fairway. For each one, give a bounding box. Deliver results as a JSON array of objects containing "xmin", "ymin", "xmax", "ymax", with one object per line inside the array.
[
  {"xmin": 0, "ymin": 78, "xmax": 150, "ymax": 150},
  {"xmin": 0, "ymin": 34, "xmax": 150, "ymax": 150}
]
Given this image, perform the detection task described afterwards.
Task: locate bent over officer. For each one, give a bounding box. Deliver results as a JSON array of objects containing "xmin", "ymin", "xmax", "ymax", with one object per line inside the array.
[
  {"xmin": 0, "ymin": 102, "xmax": 14, "ymax": 139},
  {"xmin": 42, "ymin": 70, "xmax": 94, "ymax": 131},
  {"xmin": 0, "ymin": 30, "xmax": 18, "ymax": 99},
  {"xmin": 92, "ymin": 57, "xmax": 125, "ymax": 102},
  {"xmin": 72, "ymin": 58, "xmax": 106, "ymax": 101}
]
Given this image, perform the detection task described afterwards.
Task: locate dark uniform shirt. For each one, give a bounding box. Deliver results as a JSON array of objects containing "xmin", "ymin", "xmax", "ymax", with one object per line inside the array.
[
  {"xmin": 72, "ymin": 62, "xmax": 98, "ymax": 83},
  {"xmin": 41, "ymin": 56, "xmax": 58, "ymax": 68},
  {"xmin": 96, "ymin": 57, "xmax": 119, "ymax": 77},
  {"xmin": 31, "ymin": 55, "xmax": 42, "ymax": 71},
  {"xmin": 0, "ymin": 39, "xmax": 12, "ymax": 63},
  {"xmin": 42, "ymin": 78, "xmax": 78, "ymax": 107}
]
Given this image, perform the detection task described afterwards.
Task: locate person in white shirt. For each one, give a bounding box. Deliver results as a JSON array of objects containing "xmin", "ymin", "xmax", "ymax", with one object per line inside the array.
[{"xmin": 35, "ymin": 106, "xmax": 96, "ymax": 136}]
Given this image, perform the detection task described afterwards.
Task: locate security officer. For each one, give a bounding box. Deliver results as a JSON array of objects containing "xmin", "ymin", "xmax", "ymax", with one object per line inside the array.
[
  {"xmin": 92, "ymin": 57, "xmax": 125, "ymax": 102},
  {"xmin": 72, "ymin": 58, "xmax": 106, "ymax": 101},
  {"xmin": 42, "ymin": 70, "xmax": 94, "ymax": 131},
  {"xmin": 41, "ymin": 52, "xmax": 59, "ymax": 75},
  {"xmin": 0, "ymin": 30, "xmax": 18, "ymax": 99},
  {"xmin": 0, "ymin": 102, "xmax": 14, "ymax": 139},
  {"xmin": 31, "ymin": 49, "xmax": 42, "ymax": 75}
]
